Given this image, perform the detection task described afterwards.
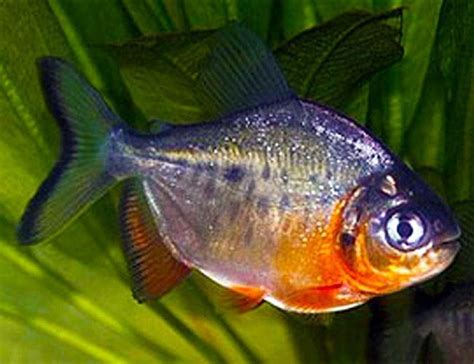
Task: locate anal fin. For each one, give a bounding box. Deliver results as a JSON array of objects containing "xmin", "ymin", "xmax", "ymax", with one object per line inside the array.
[{"xmin": 120, "ymin": 179, "xmax": 190, "ymax": 302}]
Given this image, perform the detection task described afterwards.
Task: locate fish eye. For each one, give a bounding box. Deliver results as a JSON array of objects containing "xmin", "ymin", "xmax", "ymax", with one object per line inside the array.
[{"xmin": 384, "ymin": 208, "xmax": 426, "ymax": 251}]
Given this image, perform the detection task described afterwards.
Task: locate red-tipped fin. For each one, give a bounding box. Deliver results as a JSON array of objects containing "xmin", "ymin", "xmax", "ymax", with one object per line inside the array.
[
  {"xmin": 120, "ymin": 179, "xmax": 190, "ymax": 302},
  {"xmin": 221, "ymin": 285, "xmax": 265, "ymax": 313}
]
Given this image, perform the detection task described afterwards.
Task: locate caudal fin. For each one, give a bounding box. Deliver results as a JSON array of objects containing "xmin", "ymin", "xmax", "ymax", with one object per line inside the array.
[{"xmin": 17, "ymin": 57, "xmax": 122, "ymax": 244}]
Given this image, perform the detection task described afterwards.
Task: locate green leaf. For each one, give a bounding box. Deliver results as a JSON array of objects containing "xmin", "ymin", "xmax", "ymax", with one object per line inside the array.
[
  {"xmin": 107, "ymin": 8, "xmax": 403, "ymax": 125},
  {"xmin": 404, "ymin": 0, "xmax": 474, "ymax": 203},
  {"xmin": 314, "ymin": 0, "xmax": 372, "ymax": 20},
  {"xmin": 106, "ymin": 30, "xmax": 215, "ymax": 124},
  {"xmin": 235, "ymin": 0, "xmax": 273, "ymax": 41},
  {"xmin": 372, "ymin": 1, "xmax": 443, "ymax": 155},
  {"xmin": 275, "ymin": 8, "xmax": 403, "ymax": 108},
  {"xmin": 438, "ymin": 2, "xmax": 474, "ymax": 202}
]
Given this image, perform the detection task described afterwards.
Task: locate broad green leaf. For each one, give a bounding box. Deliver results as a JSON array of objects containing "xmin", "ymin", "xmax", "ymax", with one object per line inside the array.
[
  {"xmin": 397, "ymin": 0, "xmax": 444, "ymax": 132},
  {"xmin": 369, "ymin": 0, "xmax": 444, "ymax": 153},
  {"xmin": 235, "ymin": 0, "xmax": 273, "ymax": 41},
  {"xmin": 276, "ymin": 9, "xmax": 403, "ymax": 108},
  {"xmin": 279, "ymin": 0, "xmax": 319, "ymax": 40},
  {"xmin": 174, "ymin": 0, "xmax": 229, "ymax": 30},
  {"xmin": 405, "ymin": 55, "xmax": 446, "ymax": 169},
  {"xmin": 405, "ymin": 0, "xmax": 474, "ymax": 203},
  {"xmin": 438, "ymin": 1, "xmax": 474, "ymax": 202},
  {"xmin": 314, "ymin": 0, "xmax": 372, "ymax": 20},
  {"xmin": 46, "ymin": 0, "xmax": 142, "ymax": 123},
  {"xmin": 0, "ymin": 0, "xmax": 68, "ymax": 221},
  {"xmin": 121, "ymin": 0, "xmax": 169, "ymax": 34},
  {"xmin": 106, "ymin": 31, "xmax": 215, "ymax": 124}
]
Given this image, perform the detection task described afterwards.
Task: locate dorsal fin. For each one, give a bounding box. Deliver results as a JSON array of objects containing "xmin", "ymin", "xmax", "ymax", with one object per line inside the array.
[
  {"xmin": 119, "ymin": 179, "xmax": 190, "ymax": 302},
  {"xmin": 197, "ymin": 23, "xmax": 300, "ymax": 117}
]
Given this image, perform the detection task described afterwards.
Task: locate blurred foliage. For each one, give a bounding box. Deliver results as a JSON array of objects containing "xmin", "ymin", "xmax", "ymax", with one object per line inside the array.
[
  {"xmin": 107, "ymin": 8, "xmax": 402, "ymax": 124},
  {"xmin": 0, "ymin": 0, "xmax": 472, "ymax": 363}
]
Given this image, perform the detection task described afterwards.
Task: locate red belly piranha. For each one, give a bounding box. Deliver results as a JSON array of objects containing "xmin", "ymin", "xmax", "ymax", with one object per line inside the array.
[{"xmin": 17, "ymin": 25, "xmax": 461, "ymax": 314}]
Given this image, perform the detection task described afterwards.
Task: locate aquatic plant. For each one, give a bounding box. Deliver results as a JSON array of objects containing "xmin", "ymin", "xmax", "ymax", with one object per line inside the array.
[{"xmin": 0, "ymin": 1, "xmax": 472, "ymax": 362}]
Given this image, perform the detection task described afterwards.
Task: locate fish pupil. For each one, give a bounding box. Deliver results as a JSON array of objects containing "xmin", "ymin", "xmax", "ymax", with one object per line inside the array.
[{"xmin": 397, "ymin": 220, "xmax": 413, "ymax": 239}]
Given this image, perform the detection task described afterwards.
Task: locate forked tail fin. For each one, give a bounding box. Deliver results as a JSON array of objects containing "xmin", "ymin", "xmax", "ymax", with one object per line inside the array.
[{"xmin": 17, "ymin": 57, "xmax": 123, "ymax": 244}]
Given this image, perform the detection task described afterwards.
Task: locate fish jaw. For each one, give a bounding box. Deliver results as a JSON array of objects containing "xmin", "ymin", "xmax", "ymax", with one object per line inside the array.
[{"xmin": 403, "ymin": 240, "xmax": 460, "ymax": 286}]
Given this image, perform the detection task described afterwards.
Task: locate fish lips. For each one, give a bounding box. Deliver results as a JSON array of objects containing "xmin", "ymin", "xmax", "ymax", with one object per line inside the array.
[
  {"xmin": 436, "ymin": 240, "xmax": 461, "ymax": 256},
  {"xmin": 433, "ymin": 223, "xmax": 461, "ymax": 251},
  {"xmin": 431, "ymin": 227, "xmax": 461, "ymax": 265}
]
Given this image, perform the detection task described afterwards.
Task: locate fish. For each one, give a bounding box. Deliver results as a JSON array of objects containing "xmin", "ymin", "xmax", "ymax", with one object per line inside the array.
[
  {"xmin": 369, "ymin": 283, "xmax": 474, "ymax": 364},
  {"xmin": 17, "ymin": 24, "xmax": 461, "ymax": 314}
]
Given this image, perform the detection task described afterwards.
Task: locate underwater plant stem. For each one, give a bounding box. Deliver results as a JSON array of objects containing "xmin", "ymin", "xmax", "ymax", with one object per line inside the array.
[
  {"xmin": 187, "ymin": 280, "xmax": 262, "ymax": 363},
  {"xmin": 47, "ymin": 0, "xmax": 123, "ymax": 115},
  {"xmin": 148, "ymin": 302, "xmax": 229, "ymax": 364}
]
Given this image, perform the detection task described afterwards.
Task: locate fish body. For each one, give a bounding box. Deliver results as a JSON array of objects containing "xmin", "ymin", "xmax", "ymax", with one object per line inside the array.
[
  {"xmin": 109, "ymin": 101, "xmax": 392, "ymax": 311},
  {"xmin": 18, "ymin": 25, "xmax": 460, "ymax": 313}
]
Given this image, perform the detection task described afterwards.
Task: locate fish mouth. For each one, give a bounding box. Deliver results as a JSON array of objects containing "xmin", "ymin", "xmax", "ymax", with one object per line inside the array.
[
  {"xmin": 432, "ymin": 236, "xmax": 460, "ymax": 262},
  {"xmin": 420, "ymin": 237, "xmax": 460, "ymax": 281},
  {"xmin": 433, "ymin": 222, "xmax": 461, "ymax": 252},
  {"xmin": 437, "ymin": 240, "xmax": 461, "ymax": 254}
]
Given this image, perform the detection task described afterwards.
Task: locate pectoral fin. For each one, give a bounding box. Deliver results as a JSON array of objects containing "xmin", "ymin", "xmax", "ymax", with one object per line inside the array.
[
  {"xmin": 221, "ymin": 285, "xmax": 265, "ymax": 313},
  {"xmin": 276, "ymin": 284, "xmax": 364, "ymax": 313},
  {"xmin": 120, "ymin": 179, "xmax": 190, "ymax": 302}
]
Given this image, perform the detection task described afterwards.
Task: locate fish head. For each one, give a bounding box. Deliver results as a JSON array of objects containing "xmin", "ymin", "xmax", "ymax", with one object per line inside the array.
[{"xmin": 337, "ymin": 167, "xmax": 460, "ymax": 295}]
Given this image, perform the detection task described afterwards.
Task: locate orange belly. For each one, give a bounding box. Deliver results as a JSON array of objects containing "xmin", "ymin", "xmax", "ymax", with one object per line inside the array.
[{"xmin": 268, "ymin": 197, "xmax": 370, "ymax": 313}]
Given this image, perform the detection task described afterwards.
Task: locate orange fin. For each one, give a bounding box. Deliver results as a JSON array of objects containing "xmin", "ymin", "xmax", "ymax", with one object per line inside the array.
[
  {"xmin": 279, "ymin": 284, "xmax": 350, "ymax": 313},
  {"xmin": 120, "ymin": 179, "xmax": 190, "ymax": 302},
  {"xmin": 221, "ymin": 285, "xmax": 265, "ymax": 313}
]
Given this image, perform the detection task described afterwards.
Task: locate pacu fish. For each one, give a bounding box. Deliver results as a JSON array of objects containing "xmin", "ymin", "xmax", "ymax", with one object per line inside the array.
[{"xmin": 17, "ymin": 25, "xmax": 461, "ymax": 313}]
